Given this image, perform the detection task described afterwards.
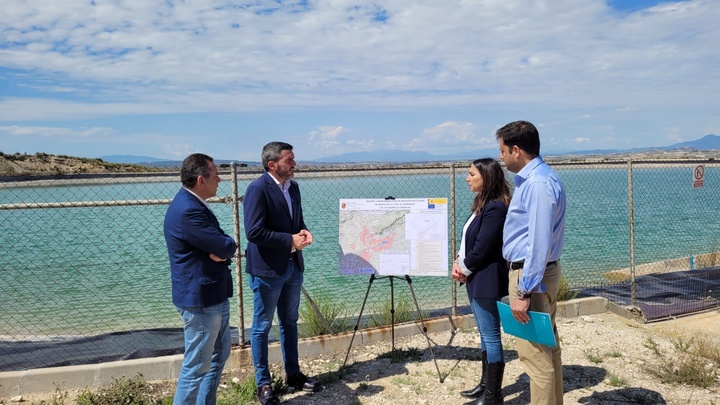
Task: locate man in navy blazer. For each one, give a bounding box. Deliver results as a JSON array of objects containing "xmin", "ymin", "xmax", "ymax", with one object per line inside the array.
[
  {"xmin": 244, "ymin": 142, "xmax": 320, "ymax": 405},
  {"xmin": 164, "ymin": 153, "xmax": 237, "ymax": 405}
]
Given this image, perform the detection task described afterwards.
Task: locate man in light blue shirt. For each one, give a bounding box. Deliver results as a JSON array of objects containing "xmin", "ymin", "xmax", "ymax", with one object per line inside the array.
[{"xmin": 497, "ymin": 120, "xmax": 566, "ymax": 405}]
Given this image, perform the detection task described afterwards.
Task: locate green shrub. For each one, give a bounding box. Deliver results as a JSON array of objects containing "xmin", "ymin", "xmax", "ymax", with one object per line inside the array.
[
  {"xmin": 557, "ymin": 275, "xmax": 578, "ymax": 301},
  {"xmin": 299, "ymin": 294, "xmax": 352, "ymax": 337},
  {"xmin": 217, "ymin": 374, "xmax": 258, "ymax": 405},
  {"xmin": 369, "ymin": 296, "xmax": 421, "ymax": 327},
  {"xmin": 645, "ymin": 335, "xmax": 719, "ymax": 388},
  {"xmin": 75, "ymin": 374, "xmax": 170, "ymax": 405},
  {"xmin": 378, "ymin": 347, "xmax": 423, "ymax": 363}
]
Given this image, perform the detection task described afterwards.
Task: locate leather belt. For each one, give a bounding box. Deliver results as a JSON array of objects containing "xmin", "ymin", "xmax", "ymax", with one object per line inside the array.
[{"xmin": 508, "ymin": 261, "xmax": 557, "ymax": 270}]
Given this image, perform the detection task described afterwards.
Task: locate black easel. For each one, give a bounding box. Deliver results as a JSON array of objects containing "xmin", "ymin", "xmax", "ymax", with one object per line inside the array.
[{"xmin": 340, "ymin": 273, "xmax": 443, "ymax": 382}]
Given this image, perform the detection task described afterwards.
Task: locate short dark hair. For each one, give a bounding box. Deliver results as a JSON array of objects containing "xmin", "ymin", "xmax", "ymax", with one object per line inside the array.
[
  {"xmin": 261, "ymin": 142, "xmax": 293, "ymax": 171},
  {"xmin": 181, "ymin": 153, "xmax": 214, "ymax": 188},
  {"xmin": 495, "ymin": 120, "xmax": 540, "ymax": 157}
]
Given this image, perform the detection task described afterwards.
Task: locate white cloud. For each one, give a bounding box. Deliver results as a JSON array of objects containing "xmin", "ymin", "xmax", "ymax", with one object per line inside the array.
[
  {"xmin": 347, "ymin": 139, "xmax": 375, "ymax": 150},
  {"xmin": 405, "ymin": 121, "xmax": 493, "ymax": 152},
  {"xmin": 161, "ymin": 143, "xmax": 199, "ymax": 160},
  {"xmin": 664, "ymin": 127, "xmax": 684, "ymax": 143},
  {"xmin": 0, "ymin": 125, "xmax": 115, "ymax": 138},
  {"xmin": 306, "ymin": 126, "xmax": 377, "ymax": 156},
  {"xmin": 574, "ymin": 137, "xmax": 591, "ymax": 143},
  {"xmin": 2, "ymin": 0, "xmax": 718, "ymax": 115},
  {"xmin": 308, "ymin": 125, "xmax": 347, "ymax": 152},
  {"xmin": 0, "ymin": 0, "xmax": 719, "ymax": 158}
]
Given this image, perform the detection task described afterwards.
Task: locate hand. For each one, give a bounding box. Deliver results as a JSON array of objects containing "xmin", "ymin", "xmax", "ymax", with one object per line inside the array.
[
  {"xmin": 451, "ymin": 262, "xmax": 467, "ymax": 283},
  {"xmin": 209, "ymin": 253, "xmax": 226, "ymax": 262},
  {"xmin": 299, "ymin": 229, "xmax": 313, "ymax": 244},
  {"xmin": 292, "ymin": 230, "xmax": 312, "ymax": 250},
  {"xmin": 511, "ymin": 296, "xmax": 531, "ymax": 324}
]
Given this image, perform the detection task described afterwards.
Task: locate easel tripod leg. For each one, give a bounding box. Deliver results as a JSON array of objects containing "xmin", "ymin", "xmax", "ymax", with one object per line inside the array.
[
  {"xmin": 340, "ymin": 274, "xmax": 376, "ymax": 378},
  {"xmin": 404, "ymin": 275, "xmax": 443, "ymax": 382}
]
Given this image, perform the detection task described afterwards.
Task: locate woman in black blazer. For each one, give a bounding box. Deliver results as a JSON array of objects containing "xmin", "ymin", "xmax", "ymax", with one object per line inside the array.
[{"xmin": 451, "ymin": 158, "xmax": 511, "ymax": 405}]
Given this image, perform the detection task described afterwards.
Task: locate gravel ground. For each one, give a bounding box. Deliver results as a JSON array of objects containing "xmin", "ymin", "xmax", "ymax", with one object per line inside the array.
[
  {"xmin": 4, "ymin": 311, "xmax": 719, "ymax": 405},
  {"xmin": 274, "ymin": 311, "xmax": 720, "ymax": 405}
]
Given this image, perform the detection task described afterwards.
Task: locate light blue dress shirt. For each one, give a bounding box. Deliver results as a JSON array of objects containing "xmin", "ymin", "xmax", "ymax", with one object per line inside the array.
[{"xmin": 503, "ymin": 156, "xmax": 566, "ymax": 293}]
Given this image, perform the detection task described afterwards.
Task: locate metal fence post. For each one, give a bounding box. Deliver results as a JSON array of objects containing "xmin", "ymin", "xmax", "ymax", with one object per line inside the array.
[
  {"xmin": 230, "ymin": 162, "xmax": 246, "ymax": 346},
  {"xmin": 450, "ymin": 163, "xmax": 458, "ymax": 317},
  {"xmin": 627, "ymin": 159, "xmax": 636, "ymax": 308}
]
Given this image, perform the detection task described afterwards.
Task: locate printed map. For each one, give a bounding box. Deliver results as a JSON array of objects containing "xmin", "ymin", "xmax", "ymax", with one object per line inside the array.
[{"xmin": 338, "ymin": 198, "xmax": 448, "ymax": 276}]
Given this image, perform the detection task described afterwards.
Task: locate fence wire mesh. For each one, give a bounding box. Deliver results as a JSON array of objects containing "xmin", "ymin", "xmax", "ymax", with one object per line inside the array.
[{"xmin": 1, "ymin": 160, "xmax": 718, "ymax": 371}]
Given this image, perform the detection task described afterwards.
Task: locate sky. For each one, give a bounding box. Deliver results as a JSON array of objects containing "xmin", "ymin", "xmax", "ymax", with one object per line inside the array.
[{"xmin": 1, "ymin": 0, "xmax": 719, "ymax": 162}]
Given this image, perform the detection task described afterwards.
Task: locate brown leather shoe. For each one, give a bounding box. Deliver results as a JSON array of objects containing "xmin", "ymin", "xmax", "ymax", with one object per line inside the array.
[
  {"xmin": 286, "ymin": 372, "xmax": 322, "ymax": 392},
  {"xmin": 257, "ymin": 384, "xmax": 280, "ymax": 405}
]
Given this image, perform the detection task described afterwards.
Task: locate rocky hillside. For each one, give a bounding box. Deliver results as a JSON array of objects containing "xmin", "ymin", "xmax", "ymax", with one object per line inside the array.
[{"xmin": 0, "ymin": 152, "xmax": 161, "ymax": 176}]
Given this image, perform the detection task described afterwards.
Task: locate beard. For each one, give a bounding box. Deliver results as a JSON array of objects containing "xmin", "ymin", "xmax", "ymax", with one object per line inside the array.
[{"xmin": 276, "ymin": 166, "xmax": 294, "ymax": 181}]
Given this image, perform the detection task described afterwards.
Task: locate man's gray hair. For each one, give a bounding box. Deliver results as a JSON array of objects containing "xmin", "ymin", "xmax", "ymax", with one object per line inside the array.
[{"xmin": 261, "ymin": 141, "xmax": 293, "ymax": 171}]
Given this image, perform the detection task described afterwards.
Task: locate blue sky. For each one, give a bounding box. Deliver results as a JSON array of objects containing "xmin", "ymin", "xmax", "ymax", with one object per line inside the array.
[{"xmin": 1, "ymin": 0, "xmax": 718, "ymax": 161}]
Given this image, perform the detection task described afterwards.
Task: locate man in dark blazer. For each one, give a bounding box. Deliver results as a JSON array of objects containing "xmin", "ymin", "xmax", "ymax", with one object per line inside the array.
[
  {"xmin": 164, "ymin": 153, "xmax": 238, "ymax": 405},
  {"xmin": 244, "ymin": 142, "xmax": 320, "ymax": 405}
]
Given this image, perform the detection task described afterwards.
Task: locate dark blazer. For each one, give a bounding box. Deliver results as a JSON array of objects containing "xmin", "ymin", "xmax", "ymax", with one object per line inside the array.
[
  {"xmin": 244, "ymin": 172, "xmax": 307, "ymax": 278},
  {"xmin": 164, "ymin": 188, "xmax": 238, "ymax": 308},
  {"xmin": 462, "ymin": 199, "xmax": 509, "ymax": 299}
]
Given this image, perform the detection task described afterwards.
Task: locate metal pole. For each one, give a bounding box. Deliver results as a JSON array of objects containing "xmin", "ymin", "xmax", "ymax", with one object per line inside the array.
[
  {"xmin": 231, "ymin": 163, "xmax": 246, "ymax": 346},
  {"xmin": 627, "ymin": 160, "xmax": 636, "ymax": 308},
  {"xmin": 450, "ymin": 163, "xmax": 458, "ymax": 317},
  {"xmin": 390, "ymin": 276, "xmax": 395, "ymax": 352}
]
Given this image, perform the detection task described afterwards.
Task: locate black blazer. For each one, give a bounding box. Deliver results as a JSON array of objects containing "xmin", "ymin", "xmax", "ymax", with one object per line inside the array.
[
  {"xmin": 462, "ymin": 200, "xmax": 509, "ymax": 299},
  {"xmin": 243, "ymin": 172, "xmax": 308, "ymax": 278}
]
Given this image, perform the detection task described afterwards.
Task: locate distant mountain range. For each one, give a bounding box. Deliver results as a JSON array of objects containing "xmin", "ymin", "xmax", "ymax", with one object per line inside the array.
[
  {"xmin": 313, "ymin": 134, "xmax": 720, "ymax": 163},
  {"xmin": 98, "ymin": 155, "xmax": 254, "ymax": 168},
  {"xmin": 99, "ymin": 155, "xmax": 172, "ymax": 164},
  {"xmin": 100, "ymin": 134, "xmax": 720, "ymax": 165}
]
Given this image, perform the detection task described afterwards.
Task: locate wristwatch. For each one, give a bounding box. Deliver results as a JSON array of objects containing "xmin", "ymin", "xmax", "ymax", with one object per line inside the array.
[{"xmin": 517, "ymin": 290, "xmax": 532, "ymax": 299}]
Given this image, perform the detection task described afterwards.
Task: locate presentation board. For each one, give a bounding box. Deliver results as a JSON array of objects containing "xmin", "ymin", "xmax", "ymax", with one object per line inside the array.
[{"xmin": 338, "ymin": 198, "xmax": 449, "ymax": 277}]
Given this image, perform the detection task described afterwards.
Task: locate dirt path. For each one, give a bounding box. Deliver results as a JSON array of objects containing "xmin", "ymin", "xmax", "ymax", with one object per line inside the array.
[{"xmin": 276, "ymin": 311, "xmax": 720, "ymax": 404}]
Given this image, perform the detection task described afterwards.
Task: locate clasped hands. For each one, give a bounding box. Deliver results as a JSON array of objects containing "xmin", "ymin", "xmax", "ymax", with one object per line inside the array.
[
  {"xmin": 292, "ymin": 229, "xmax": 313, "ymax": 251},
  {"xmin": 450, "ymin": 261, "xmax": 467, "ymax": 284},
  {"xmin": 208, "ymin": 229, "xmax": 313, "ymax": 263}
]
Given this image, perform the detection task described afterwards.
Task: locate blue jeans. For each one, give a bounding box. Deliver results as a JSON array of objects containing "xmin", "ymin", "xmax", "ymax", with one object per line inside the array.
[
  {"xmin": 173, "ymin": 299, "xmax": 231, "ymax": 405},
  {"xmin": 249, "ymin": 260, "xmax": 303, "ymax": 387},
  {"xmin": 470, "ymin": 297, "xmax": 504, "ymax": 364}
]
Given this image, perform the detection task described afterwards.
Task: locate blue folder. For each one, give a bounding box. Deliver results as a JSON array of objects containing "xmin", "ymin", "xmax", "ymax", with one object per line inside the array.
[{"xmin": 497, "ymin": 302, "xmax": 557, "ymax": 348}]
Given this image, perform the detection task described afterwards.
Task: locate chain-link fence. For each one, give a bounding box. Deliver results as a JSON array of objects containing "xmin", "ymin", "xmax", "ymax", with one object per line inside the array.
[{"xmin": 1, "ymin": 160, "xmax": 718, "ymax": 372}]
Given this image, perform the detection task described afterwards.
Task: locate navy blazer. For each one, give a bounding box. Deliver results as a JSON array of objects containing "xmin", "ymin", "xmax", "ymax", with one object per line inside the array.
[
  {"xmin": 244, "ymin": 172, "xmax": 307, "ymax": 278},
  {"xmin": 164, "ymin": 188, "xmax": 238, "ymax": 308},
  {"xmin": 462, "ymin": 200, "xmax": 509, "ymax": 299}
]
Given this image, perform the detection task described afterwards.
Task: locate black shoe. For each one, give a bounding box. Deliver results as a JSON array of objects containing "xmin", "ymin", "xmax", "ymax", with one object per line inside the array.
[
  {"xmin": 475, "ymin": 362, "xmax": 505, "ymax": 405},
  {"xmin": 460, "ymin": 381, "xmax": 486, "ymax": 399},
  {"xmin": 286, "ymin": 372, "xmax": 322, "ymax": 392},
  {"xmin": 460, "ymin": 350, "xmax": 487, "ymax": 399},
  {"xmin": 257, "ymin": 385, "xmax": 280, "ymax": 405}
]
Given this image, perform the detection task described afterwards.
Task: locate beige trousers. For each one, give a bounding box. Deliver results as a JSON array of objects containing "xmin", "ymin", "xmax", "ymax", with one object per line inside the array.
[{"xmin": 509, "ymin": 262, "xmax": 563, "ymax": 405}]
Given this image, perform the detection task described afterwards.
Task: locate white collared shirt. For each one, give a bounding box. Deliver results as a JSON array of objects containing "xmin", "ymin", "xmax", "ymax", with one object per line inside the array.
[
  {"xmin": 183, "ymin": 187, "xmax": 211, "ymax": 210},
  {"xmin": 267, "ymin": 172, "xmax": 296, "ymax": 253},
  {"xmin": 267, "ymin": 172, "xmax": 293, "ymax": 219}
]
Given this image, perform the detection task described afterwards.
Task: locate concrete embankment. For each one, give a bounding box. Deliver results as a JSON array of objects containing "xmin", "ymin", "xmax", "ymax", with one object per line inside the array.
[{"xmin": 0, "ymin": 297, "xmax": 616, "ymax": 397}]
